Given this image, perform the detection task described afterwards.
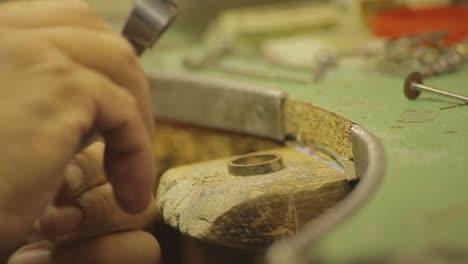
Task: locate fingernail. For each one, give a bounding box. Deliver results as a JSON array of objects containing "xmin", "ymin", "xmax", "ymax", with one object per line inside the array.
[
  {"xmin": 63, "ymin": 162, "xmax": 84, "ymax": 194},
  {"xmin": 38, "ymin": 206, "xmax": 83, "ymax": 238},
  {"xmin": 8, "ymin": 249, "xmax": 50, "ymax": 264}
]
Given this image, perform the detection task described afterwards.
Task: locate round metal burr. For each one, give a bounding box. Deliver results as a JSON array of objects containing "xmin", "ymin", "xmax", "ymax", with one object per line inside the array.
[
  {"xmin": 404, "ymin": 72, "xmax": 423, "ymax": 100},
  {"xmin": 404, "ymin": 71, "xmax": 468, "ymax": 103}
]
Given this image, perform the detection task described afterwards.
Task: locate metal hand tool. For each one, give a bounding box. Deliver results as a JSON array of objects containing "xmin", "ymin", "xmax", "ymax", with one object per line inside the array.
[
  {"xmin": 404, "ymin": 72, "xmax": 468, "ymax": 103},
  {"xmin": 313, "ymin": 51, "xmax": 337, "ymax": 82},
  {"xmin": 122, "ymin": 0, "xmax": 178, "ymax": 56},
  {"xmin": 80, "ymin": 1, "xmax": 177, "ymax": 149}
]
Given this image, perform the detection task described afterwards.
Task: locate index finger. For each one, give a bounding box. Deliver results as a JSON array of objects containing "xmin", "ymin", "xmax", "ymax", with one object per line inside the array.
[
  {"xmin": 61, "ymin": 64, "xmax": 155, "ymax": 213},
  {"xmin": 32, "ymin": 27, "xmax": 154, "ymax": 135}
]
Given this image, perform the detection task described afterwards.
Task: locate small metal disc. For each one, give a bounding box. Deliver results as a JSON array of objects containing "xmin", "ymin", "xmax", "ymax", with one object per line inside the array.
[
  {"xmin": 228, "ymin": 154, "xmax": 284, "ymax": 176},
  {"xmin": 404, "ymin": 72, "xmax": 423, "ymax": 100}
]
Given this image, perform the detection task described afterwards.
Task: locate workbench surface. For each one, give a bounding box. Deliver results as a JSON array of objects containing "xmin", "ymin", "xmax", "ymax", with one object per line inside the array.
[
  {"xmin": 145, "ymin": 43, "xmax": 468, "ymax": 262},
  {"xmin": 91, "ymin": 0, "xmax": 468, "ymax": 262}
]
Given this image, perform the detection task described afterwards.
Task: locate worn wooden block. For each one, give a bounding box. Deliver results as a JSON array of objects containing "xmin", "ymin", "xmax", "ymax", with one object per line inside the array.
[
  {"xmin": 156, "ymin": 147, "xmax": 351, "ymax": 249},
  {"xmin": 152, "ymin": 120, "xmax": 282, "ymax": 176}
]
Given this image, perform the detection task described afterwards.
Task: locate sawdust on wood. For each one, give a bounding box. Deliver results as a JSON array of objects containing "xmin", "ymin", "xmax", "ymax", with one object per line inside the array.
[{"xmin": 283, "ymin": 100, "xmax": 354, "ymax": 158}]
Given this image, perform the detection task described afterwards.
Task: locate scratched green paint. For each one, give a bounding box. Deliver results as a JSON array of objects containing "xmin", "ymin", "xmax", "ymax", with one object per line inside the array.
[{"xmin": 143, "ymin": 34, "xmax": 468, "ymax": 262}]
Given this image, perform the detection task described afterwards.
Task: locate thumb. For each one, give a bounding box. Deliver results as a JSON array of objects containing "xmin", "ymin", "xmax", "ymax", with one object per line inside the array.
[{"xmin": 8, "ymin": 231, "xmax": 161, "ymax": 264}]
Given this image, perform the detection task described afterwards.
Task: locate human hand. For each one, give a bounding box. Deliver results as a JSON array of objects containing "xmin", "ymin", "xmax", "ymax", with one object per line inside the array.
[
  {"xmin": 8, "ymin": 142, "xmax": 161, "ymax": 264},
  {"xmin": 9, "ymin": 232, "xmax": 161, "ymax": 264},
  {"xmin": 0, "ymin": 0, "xmax": 155, "ymax": 254}
]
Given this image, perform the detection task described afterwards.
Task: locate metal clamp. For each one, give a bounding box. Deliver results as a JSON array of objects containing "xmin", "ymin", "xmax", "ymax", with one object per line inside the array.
[{"xmin": 148, "ymin": 71, "xmax": 287, "ymax": 141}]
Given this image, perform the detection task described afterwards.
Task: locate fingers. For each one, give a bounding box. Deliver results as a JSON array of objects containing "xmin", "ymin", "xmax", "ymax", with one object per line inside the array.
[
  {"xmin": 50, "ymin": 65, "xmax": 155, "ymax": 213},
  {"xmin": 9, "ymin": 232, "xmax": 161, "ymax": 264},
  {"xmin": 29, "ymin": 27, "xmax": 156, "ymax": 212},
  {"xmin": 0, "ymin": 1, "xmax": 154, "ymax": 135},
  {"xmin": 58, "ymin": 142, "xmax": 107, "ymax": 200},
  {"xmin": 0, "ymin": 0, "xmax": 156, "ymax": 249},
  {"xmin": 31, "ymin": 27, "xmax": 154, "ymax": 134},
  {"xmin": 4, "ymin": 29, "xmax": 155, "ymax": 213},
  {"xmin": 22, "ymin": 142, "xmax": 108, "ymax": 245},
  {"xmin": 38, "ymin": 184, "xmax": 157, "ymax": 242},
  {"xmin": 54, "ymin": 232, "xmax": 161, "ymax": 264},
  {"xmin": 37, "ymin": 143, "xmax": 157, "ymax": 242},
  {"xmin": 0, "ymin": 0, "xmax": 112, "ymax": 31},
  {"xmin": 0, "ymin": 0, "xmax": 155, "ymax": 214},
  {"xmin": 8, "ymin": 241, "xmax": 52, "ymax": 264},
  {"xmin": 0, "ymin": 32, "xmax": 156, "ymax": 212}
]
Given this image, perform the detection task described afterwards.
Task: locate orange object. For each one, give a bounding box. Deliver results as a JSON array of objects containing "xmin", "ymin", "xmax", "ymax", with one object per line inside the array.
[{"xmin": 372, "ymin": 6, "xmax": 468, "ymax": 45}]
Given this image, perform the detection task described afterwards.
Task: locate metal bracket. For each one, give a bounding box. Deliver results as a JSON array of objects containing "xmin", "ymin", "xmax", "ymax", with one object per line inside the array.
[{"xmin": 148, "ymin": 71, "xmax": 287, "ymax": 141}]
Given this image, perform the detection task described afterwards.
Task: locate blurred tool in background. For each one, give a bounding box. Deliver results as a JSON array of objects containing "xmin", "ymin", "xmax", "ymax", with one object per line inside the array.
[{"xmin": 178, "ymin": 0, "xmax": 468, "ymax": 82}]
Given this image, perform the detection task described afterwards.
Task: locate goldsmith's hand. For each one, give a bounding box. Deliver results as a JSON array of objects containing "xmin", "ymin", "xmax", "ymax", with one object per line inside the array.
[
  {"xmin": 0, "ymin": 0, "xmax": 155, "ymax": 255},
  {"xmin": 9, "ymin": 143, "xmax": 161, "ymax": 264}
]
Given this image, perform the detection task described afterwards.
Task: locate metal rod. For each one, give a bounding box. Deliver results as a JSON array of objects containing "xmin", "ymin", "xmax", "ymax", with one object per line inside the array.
[
  {"xmin": 412, "ymin": 83, "xmax": 468, "ymax": 103},
  {"xmin": 404, "ymin": 72, "xmax": 468, "ymax": 103}
]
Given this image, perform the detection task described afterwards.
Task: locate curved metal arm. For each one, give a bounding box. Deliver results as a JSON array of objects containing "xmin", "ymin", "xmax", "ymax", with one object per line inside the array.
[{"xmin": 265, "ymin": 124, "xmax": 386, "ymax": 264}]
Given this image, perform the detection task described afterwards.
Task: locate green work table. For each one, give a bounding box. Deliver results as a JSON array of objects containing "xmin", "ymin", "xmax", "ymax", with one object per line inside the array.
[{"xmin": 143, "ymin": 42, "xmax": 468, "ymax": 263}]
